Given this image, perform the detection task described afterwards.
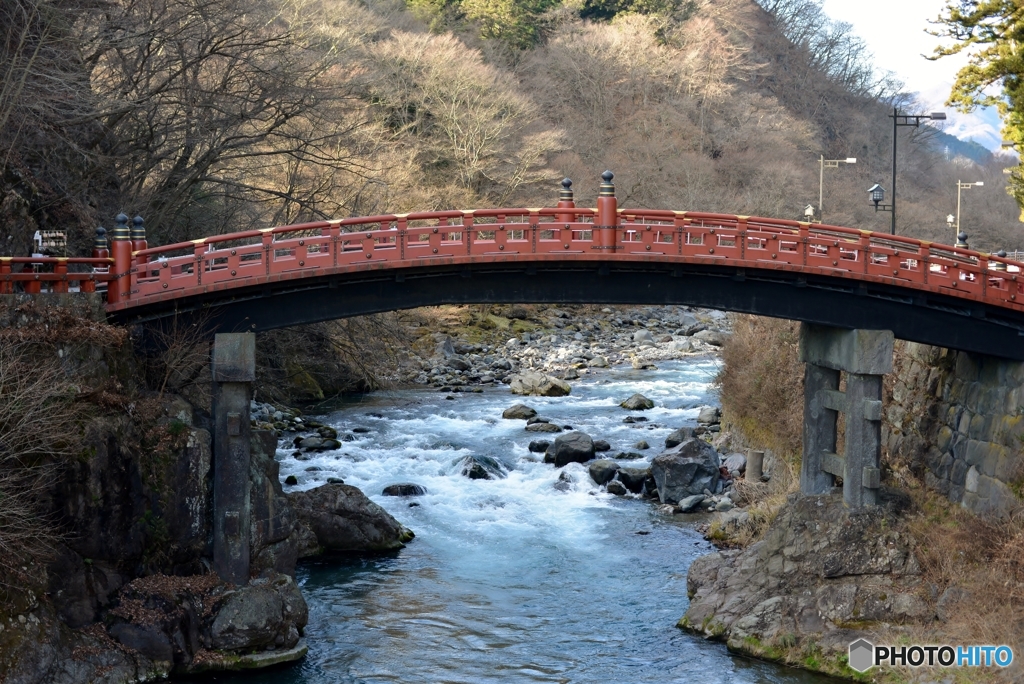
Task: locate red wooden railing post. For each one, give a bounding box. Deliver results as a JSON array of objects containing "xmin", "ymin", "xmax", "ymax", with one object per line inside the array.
[
  {"xmin": 557, "ymin": 178, "xmax": 575, "ymax": 225},
  {"xmin": 0, "ymin": 258, "xmax": 11, "ymax": 294},
  {"xmin": 89, "ymin": 225, "xmax": 109, "ymax": 294},
  {"xmin": 109, "ymin": 213, "xmax": 132, "ymax": 305},
  {"xmin": 595, "ymin": 170, "xmax": 618, "ymax": 252},
  {"xmin": 54, "ymin": 259, "xmax": 68, "ymax": 293}
]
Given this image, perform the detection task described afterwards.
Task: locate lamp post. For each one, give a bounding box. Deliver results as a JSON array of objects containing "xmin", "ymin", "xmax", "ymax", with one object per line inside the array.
[
  {"xmin": 955, "ymin": 180, "xmax": 984, "ymax": 240},
  {"xmin": 818, "ymin": 155, "xmax": 856, "ymax": 220},
  {"xmin": 881, "ymin": 108, "xmax": 947, "ymax": 235}
]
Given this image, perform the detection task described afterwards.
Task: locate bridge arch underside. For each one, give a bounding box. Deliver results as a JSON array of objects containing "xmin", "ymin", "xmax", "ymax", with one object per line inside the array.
[{"xmin": 114, "ymin": 261, "xmax": 1024, "ymax": 361}]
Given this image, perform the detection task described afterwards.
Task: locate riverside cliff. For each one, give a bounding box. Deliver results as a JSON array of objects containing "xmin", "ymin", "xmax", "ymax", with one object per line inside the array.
[{"xmin": 0, "ymin": 296, "xmax": 414, "ymax": 683}]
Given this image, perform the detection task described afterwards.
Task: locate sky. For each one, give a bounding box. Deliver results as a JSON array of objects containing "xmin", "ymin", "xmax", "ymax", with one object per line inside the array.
[{"xmin": 820, "ymin": 0, "xmax": 1004, "ymax": 151}]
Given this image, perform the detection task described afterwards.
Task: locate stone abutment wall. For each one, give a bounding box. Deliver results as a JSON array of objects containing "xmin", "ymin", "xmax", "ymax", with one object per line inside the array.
[{"xmin": 885, "ymin": 342, "xmax": 1024, "ymax": 517}]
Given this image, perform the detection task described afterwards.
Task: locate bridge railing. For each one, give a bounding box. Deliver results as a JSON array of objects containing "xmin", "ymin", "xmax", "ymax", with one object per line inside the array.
[
  {"xmin": 0, "ymin": 257, "xmax": 113, "ymax": 294},
  {"xmin": 113, "ymin": 202, "xmax": 1024, "ymax": 314},
  {"xmin": 3, "ymin": 174, "xmax": 1022, "ymax": 314}
]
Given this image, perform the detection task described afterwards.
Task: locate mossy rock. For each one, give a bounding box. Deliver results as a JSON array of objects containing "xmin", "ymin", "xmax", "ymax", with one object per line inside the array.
[{"xmin": 284, "ymin": 361, "xmax": 324, "ymax": 402}]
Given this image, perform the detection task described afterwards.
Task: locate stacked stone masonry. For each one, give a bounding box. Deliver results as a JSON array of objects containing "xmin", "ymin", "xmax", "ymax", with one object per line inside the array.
[{"xmin": 885, "ymin": 341, "xmax": 1024, "ymax": 518}]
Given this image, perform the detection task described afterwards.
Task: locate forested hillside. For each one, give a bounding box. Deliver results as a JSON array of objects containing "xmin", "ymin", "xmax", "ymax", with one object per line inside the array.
[{"xmin": 2, "ymin": 0, "xmax": 1020, "ymax": 258}]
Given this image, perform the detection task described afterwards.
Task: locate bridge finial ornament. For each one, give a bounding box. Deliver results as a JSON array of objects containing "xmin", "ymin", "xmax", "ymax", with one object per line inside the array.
[
  {"xmin": 995, "ymin": 249, "xmax": 1008, "ymax": 272},
  {"xmin": 560, "ymin": 178, "xmax": 573, "ymax": 202},
  {"xmin": 956, "ymin": 231, "xmax": 969, "ymax": 249},
  {"xmin": 93, "ymin": 226, "xmax": 107, "ymax": 252},
  {"xmin": 112, "ymin": 213, "xmax": 130, "ymax": 242},
  {"xmin": 131, "ymin": 215, "xmax": 147, "ymax": 253}
]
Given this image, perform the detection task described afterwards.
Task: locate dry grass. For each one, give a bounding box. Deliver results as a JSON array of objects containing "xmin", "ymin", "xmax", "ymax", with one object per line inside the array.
[
  {"xmin": 902, "ymin": 483, "xmax": 1024, "ymax": 651},
  {"xmin": 716, "ymin": 315, "xmax": 803, "ymax": 457}
]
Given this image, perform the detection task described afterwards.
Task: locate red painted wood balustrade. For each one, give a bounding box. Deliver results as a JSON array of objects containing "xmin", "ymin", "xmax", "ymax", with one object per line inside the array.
[{"xmin": 2, "ymin": 174, "xmax": 1022, "ymax": 317}]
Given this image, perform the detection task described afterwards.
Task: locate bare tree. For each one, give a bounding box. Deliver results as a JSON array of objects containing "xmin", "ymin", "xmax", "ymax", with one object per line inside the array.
[{"xmin": 0, "ymin": 339, "xmax": 82, "ymax": 585}]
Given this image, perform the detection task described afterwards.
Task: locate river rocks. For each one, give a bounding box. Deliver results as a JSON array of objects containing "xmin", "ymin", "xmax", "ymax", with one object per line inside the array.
[
  {"xmin": 616, "ymin": 467, "xmax": 650, "ymax": 494},
  {"xmin": 665, "ymin": 427, "xmax": 695, "ymax": 448},
  {"xmin": 633, "ymin": 440, "xmax": 649, "ymax": 450},
  {"xmin": 502, "ymin": 404, "xmax": 537, "ymax": 419},
  {"xmin": 544, "ymin": 432, "xmax": 596, "ymax": 467},
  {"xmin": 722, "ymin": 452, "xmax": 746, "ymax": 475},
  {"xmin": 696, "ymin": 406, "xmax": 721, "ymax": 424},
  {"xmin": 526, "ymin": 422, "xmax": 562, "ymax": 433},
  {"xmin": 674, "ymin": 494, "xmax": 705, "ymax": 513},
  {"xmin": 510, "ymin": 371, "xmax": 571, "ymax": 397},
  {"xmin": 681, "ymin": 491, "xmax": 927, "ymax": 671},
  {"xmin": 287, "ymin": 484, "xmax": 414, "ymax": 557},
  {"xmin": 455, "ymin": 455, "xmax": 508, "ymax": 480},
  {"xmin": 693, "ymin": 329, "xmax": 727, "ymax": 346},
  {"xmin": 650, "ymin": 439, "xmax": 721, "ymax": 504},
  {"xmin": 633, "ymin": 329, "xmax": 654, "ymax": 344},
  {"xmin": 606, "ymin": 480, "xmax": 628, "ymax": 495},
  {"xmin": 447, "ymin": 358, "xmax": 471, "ymax": 371},
  {"xmin": 528, "ymin": 440, "xmax": 551, "ymax": 453},
  {"xmin": 593, "ymin": 439, "xmax": 611, "ymax": 452},
  {"xmin": 435, "ymin": 336, "xmax": 457, "ymax": 358},
  {"xmin": 382, "ymin": 484, "xmax": 427, "ymax": 497},
  {"xmin": 620, "ymin": 393, "xmax": 655, "ymax": 410},
  {"xmin": 588, "ymin": 460, "xmax": 621, "ymax": 485},
  {"xmin": 587, "ymin": 356, "xmax": 609, "ymax": 368},
  {"xmin": 209, "ymin": 572, "xmax": 308, "ymax": 652}
]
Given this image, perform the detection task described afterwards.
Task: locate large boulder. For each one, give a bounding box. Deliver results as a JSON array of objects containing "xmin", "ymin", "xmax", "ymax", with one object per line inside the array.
[
  {"xmin": 502, "ymin": 403, "xmax": 537, "ymax": 419},
  {"xmin": 382, "ymin": 483, "xmax": 427, "ymax": 497},
  {"xmin": 510, "ymin": 371, "xmax": 571, "ymax": 397},
  {"xmin": 455, "ymin": 455, "xmax": 508, "ymax": 480},
  {"xmin": 588, "ymin": 459, "xmax": 621, "ymax": 485},
  {"xmin": 544, "ymin": 432, "xmax": 596, "ymax": 467},
  {"xmin": 681, "ymin": 492, "xmax": 926, "ymax": 671},
  {"xmin": 287, "ymin": 484, "xmax": 414, "ymax": 557},
  {"xmin": 650, "ymin": 438, "xmax": 721, "ymax": 504},
  {"xmin": 665, "ymin": 427, "xmax": 695, "ymax": 448},
  {"xmin": 209, "ymin": 572, "xmax": 307, "ymax": 652},
  {"xmin": 693, "ymin": 329, "xmax": 728, "ymax": 346},
  {"xmin": 620, "ymin": 393, "xmax": 655, "ymax": 410},
  {"xmin": 696, "ymin": 406, "xmax": 722, "ymax": 424},
  {"xmin": 616, "ymin": 467, "xmax": 651, "ymax": 494}
]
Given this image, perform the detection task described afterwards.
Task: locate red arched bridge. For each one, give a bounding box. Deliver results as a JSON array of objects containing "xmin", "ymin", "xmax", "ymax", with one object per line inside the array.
[{"xmin": 3, "ymin": 173, "xmax": 1024, "ymax": 360}]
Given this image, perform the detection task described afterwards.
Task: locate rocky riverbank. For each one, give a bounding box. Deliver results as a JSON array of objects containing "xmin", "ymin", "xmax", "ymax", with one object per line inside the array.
[
  {"xmin": 2, "ymin": 392, "xmax": 416, "ymax": 684},
  {"xmin": 389, "ymin": 304, "xmax": 730, "ymax": 391}
]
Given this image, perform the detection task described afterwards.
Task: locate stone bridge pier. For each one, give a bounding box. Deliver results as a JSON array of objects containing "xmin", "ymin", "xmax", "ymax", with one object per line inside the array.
[
  {"xmin": 799, "ymin": 324, "xmax": 894, "ymax": 508},
  {"xmin": 211, "ymin": 333, "xmax": 255, "ymax": 584}
]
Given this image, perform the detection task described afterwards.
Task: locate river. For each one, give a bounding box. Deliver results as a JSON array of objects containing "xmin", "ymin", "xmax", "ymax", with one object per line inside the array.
[{"xmin": 186, "ymin": 357, "xmax": 837, "ymax": 683}]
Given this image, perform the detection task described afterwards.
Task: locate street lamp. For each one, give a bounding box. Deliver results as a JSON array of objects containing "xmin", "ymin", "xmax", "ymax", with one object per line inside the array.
[
  {"xmin": 955, "ymin": 180, "xmax": 984, "ymax": 240},
  {"xmin": 879, "ymin": 108, "xmax": 946, "ymax": 235},
  {"xmin": 818, "ymin": 155, "xmax": 856, "ymax": 220}
]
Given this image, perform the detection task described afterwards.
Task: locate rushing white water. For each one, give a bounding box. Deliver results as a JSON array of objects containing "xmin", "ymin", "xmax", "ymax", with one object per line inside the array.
[{"xmin": 186, "ymin": 358, "xmax": 837, "ymax": 684}]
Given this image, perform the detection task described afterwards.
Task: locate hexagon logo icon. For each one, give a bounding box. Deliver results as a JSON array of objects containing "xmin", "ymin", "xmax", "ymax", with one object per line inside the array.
[{"xmin": 848, "ymin": 638, "xmax": 875, "ymax": 673}]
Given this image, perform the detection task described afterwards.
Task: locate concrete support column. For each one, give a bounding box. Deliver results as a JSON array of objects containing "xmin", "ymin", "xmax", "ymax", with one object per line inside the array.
[
  {"xmin": 212, "ymin": 333, "xmax": 255, "ymax": 584},
  {"xmin": 799, "ymin": 324, "xmax": 892, "ymax": 509},
  {"xmin": 746, "ymin": 449, "xmax": 765, "ymax": 482},
  {"xmin": 800, "ymin": 362, "xmax": 839, "ymax": 495}
]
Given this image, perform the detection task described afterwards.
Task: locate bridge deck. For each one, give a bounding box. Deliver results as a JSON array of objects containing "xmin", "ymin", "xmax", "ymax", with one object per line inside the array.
[{"xmin": 3, "ymin": 207, "xmax": 1024, "ymax": 359}]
